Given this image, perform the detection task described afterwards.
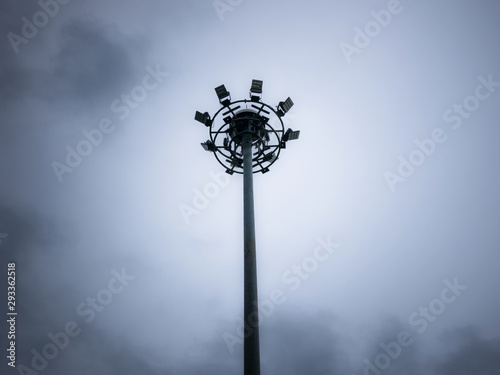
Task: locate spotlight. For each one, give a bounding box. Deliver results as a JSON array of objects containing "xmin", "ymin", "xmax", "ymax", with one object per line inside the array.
[
  {"xmin": 249, "ymin": 79, "xmax": 263, "ymax": 102},
  {"xmin": 276, "ymin": 97, "xmax": 294, "ymax": 117},
  {"xmin": 262, "ymin": 152, "xmax": 275, "ymax": 162},
  {"xmin": 194, "ymin": 111, "xmax": 212, "ymax": 126},
  {"xmin": 201, "ymin": 140, "xmax": 217, "ymax": 152},
  {"xmin": 227, "ymin": 157, "xmax": 243, "ymax": 167},
  {"xmin": 282, "ymin": 128, "xmax": 300, "ymax": 142},
  {"xmin": 215, "ymin": 84, "xmax": 231, "ymax": 106}
]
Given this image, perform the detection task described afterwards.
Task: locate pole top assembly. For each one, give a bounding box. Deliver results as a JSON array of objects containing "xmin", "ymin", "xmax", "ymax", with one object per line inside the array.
[{"xmin": 195, "ymin": 79, "xmax": 300, "ymax": 175}]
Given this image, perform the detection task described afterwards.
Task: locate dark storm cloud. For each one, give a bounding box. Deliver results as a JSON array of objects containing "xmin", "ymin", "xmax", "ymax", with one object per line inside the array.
[
  {"xmin": 1, "ymin": 2, "xmax": 150, "ymax": 107},
  {"xmin": 0, "ymin": 3, "xmax": 35, "ymax": 102},
  {"xmin": 354, "ymin": 316, "xmax": 426, "ymax": 375},
  {"xmin": 0, "ymin": 204, "xmax": 148, "ymax": 374},
  {"xmin": 0, "ymin": 204, "xmax": 81, "ymax": 369},
  {"xmin": 0, "ymin": 56, "xmax": 32, "ymax": 102},
  {"xmin": 342, "ymin": 324, "xmax": 500, "ymax": 375},
  {"xmin": 172, "ymin": 330, "xmax": 241, "ymax": 375},
  {"xmin": 1, "ymin": 1, "xmax": 500, "ymax": 374},
  {"xmin": 433, "ymin": 326, "xmax": 500, "ymax": 375},
  {"xmin": 0, "ymin": 1, "xmax": 60, "ymax": 101},
  {"xmin": 259, "ymin": 309, "xmax": 352, "ymax": 374},
  {"xmin": 0, "ymin": 204, "xmax": 76, "ymax": 269},
  {"xmin": 258, "ymin": 311, "xmax": 500, "ymax": 375},
  {"xmin": 0, "ymin": 6, "xmax": 155, "ymax": 198},
  {"xmin": 47, "ymin": 20, "xmax": 147, "ymax": 105},
  {"xmin": 36, "ymin": 326, "xmax": 169, "ymax": 375},
  {"xmin": 2, "ymin": 206, "xmax": 496, "ymax": 375},
  {"xmin": 3, "ymin": 21, "xmax": 147, "ymax": 105}
]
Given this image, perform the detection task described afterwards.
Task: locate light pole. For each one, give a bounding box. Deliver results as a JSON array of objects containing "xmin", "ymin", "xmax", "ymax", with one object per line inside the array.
[{"xmin": 195, "ymin": 80, "xmax": 300, "ymax": 375}]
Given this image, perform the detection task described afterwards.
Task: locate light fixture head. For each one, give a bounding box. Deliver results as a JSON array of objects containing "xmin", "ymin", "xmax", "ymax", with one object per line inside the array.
[
  {"xmin": 277, "ymin": 97, "xmax": 294, "ymax": 117},
  {"xmin": 201, "ymin": 140, "xmax": 217, "ymax": 152},
  {"xmin": 262, "ymin": 152, "xmax": 276, "ymax": 162},
  {"xmin": 215, "ymin": 84, "xmax": 231, "ymax": 106},
  {"xmin": 283, "ymin": 128, "xmax": 300, "ymax": 142},
  {"xmin": 227, "ymin": 157, "xmax": 243, "ymax": 167},
  {"xmin": 196, "ymin": 81, "xmax": 299, "ymax": 174},
  {"xmin": 249, "ymin": 79, "xmax": 263, "ymax": 102},
  {"xmin": 195, "ymin": 111, "xmax": 212, "ymax": 126}
]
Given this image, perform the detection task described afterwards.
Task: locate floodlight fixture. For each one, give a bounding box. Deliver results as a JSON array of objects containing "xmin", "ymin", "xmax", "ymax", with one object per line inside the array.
[
  {"xmin": 201, "ymin": 140, "xmax": 217, "ymax": 152},
  {"xmin": 215, "ymin": 84, "xmax": 231, "ymax": 106},
  {"xmin": 288, "ymin": 130, "xmax": 300, "ymax": 141},
  {"xmin": 250, "ymin": 79, "xmax": 263, "ymax": 102},
  {"xmin": 195, "ymin": 111, "xmax": 212, "ymax": 126},
  {"xmin": 262, "ymin": 152, "xmax": 275, "ymax": 162},
  {"xmin": 282, "ymin": 128, "xmax": 300, "ymax": 142},
  {"xmin": 194, "ymin": 80, "xmax": 300, "ymax": 375},
  {"xmin": 276, "ymin": 97, "xmax": 294, "ymax": 117},
  {"xmin": 228, "ymin": 157, "xmax": 243, "ymax": 167}
]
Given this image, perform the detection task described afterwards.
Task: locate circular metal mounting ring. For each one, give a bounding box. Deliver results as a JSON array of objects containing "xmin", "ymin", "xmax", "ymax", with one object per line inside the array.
[{"xmin": 208, "ymin": 99, "xmax": 285, "ymax": 174}]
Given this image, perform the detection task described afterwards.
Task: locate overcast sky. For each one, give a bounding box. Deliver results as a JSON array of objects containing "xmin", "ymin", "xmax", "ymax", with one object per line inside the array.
[{"xmin": 1, "ymin": 0, "xmax": 500, "ymax": 374}]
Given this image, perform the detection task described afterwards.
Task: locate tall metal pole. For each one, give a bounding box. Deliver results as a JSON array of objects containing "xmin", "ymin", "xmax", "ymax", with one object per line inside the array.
[
  {"xmin": 196, "ymin": 81, "xmax": 298, "ymax": 375},
  {"xmin": 242, "ymin": 133, "xmax": 260, "ymax": 375}
]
